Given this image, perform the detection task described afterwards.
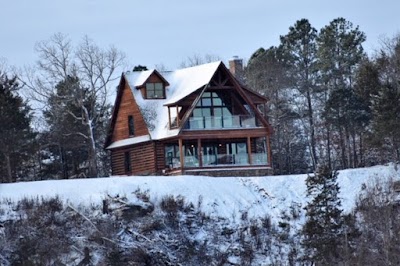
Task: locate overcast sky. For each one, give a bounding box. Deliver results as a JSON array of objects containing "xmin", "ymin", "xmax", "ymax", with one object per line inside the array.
[{"xmin": 1, "ymin": 0, "xmax": 399, "ymax": 70}]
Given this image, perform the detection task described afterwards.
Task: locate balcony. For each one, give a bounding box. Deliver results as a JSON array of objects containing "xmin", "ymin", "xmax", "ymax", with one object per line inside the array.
[
  {"xmin": 184, "ymin": 115, "xmax": 258, "ymax": 130},
  {"xmin": 182, "ymin": 153, "xmax": 268, "ymax": 168}
]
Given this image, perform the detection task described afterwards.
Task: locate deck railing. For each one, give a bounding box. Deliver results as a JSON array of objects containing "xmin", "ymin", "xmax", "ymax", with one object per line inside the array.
[
  {"xmin": 181, "ymin": 153, "xmax": 268, "ymax": 168},
  {"xmin": 184, "ymin": 115, "xmax": 258, "ymax": 130}
]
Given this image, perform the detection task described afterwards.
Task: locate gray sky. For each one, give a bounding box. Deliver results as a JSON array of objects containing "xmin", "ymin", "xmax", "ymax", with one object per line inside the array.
[{"xmin": 1, "ymin": 0, "xmax": 399, "ymax": 70}]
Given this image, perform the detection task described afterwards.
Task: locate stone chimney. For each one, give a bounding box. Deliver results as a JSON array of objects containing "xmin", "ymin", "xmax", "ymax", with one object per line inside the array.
[{"xmin": 229, "ymin": 56, "xmax": 244, "ymax": 79}]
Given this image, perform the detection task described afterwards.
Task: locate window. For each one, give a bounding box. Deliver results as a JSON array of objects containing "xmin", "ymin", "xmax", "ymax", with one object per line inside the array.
[
  {"xmin": 124, "ymin": 151, "xmax": 131, "ymax": 173},
  {"xmin": 128, "ymin": 115, "xmax": 134, "ymax": 136},
  {"xmin": 145, "ymin": 82, "xmax": 164, "ymax": 99},
  {"xmin": 193, "ymin": 92, "xmax": 231, "ymax": 117},
  {"xmin": 165, "ymin": 144, "xmax": 180, "ymax": 168}
]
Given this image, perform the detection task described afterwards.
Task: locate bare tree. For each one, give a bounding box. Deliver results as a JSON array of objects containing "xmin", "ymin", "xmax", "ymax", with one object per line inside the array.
[
  {"xmin": 21, "ymin": 33, "xmax": 125, "ymax": 177},
  {"xmin": 179, "ymin": 53, "xmax": 221, "ymax": 68}
]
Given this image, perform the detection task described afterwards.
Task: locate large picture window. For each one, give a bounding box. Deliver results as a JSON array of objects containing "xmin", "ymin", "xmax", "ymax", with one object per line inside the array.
[
  {"xmin": 145, "ymin": 82, "xmax": 164, "ymax": 99},
  {"xmin": 193, "ymin": 92, "xmax": 231, "ymax": 117}
]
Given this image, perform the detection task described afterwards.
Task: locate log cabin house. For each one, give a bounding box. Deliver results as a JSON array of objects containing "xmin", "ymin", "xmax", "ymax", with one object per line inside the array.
[{"xmin": 105, "ymin": 58, "xmax": 273, "ymax": 176}]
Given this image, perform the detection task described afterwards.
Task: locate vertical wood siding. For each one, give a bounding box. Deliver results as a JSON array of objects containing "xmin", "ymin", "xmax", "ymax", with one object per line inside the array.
[{"xmin": 112, "ymin": 82, "xmax": 149, "ymax": 142}]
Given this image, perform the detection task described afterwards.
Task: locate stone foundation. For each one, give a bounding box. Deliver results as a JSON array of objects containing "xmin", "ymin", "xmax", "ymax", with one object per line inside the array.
[{"xmin": 183, "ymin": 167, "xmax": 273, "ymax": 177}]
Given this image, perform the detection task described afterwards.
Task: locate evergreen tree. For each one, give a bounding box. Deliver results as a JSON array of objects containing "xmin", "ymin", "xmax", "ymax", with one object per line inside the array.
[
  {"xmin": 370, "ymin": 85, "xmax": 400, "ymax": 162},
  {"xmin": 246, "ymin": 46, "xmax": 309, "ymax": 174},
  {"xmin": 279, "ymin": 19, "xmax": 320, "ymax": 170},
  {"xmin": 302, "ymin": 165, "xmax": 344, "ymax": 265},
  {"xmin": 317, "ymin": 18, "xmax": 366, "ymax": 169},
  {"xmin": 368, "ymin": 34, "xmax": 400, "ymax": 163},
  {"xmin": 133, "ymin": 65, "xmax": 148, "ymax": 71},
  {"xmin": 353, "ymin": 59, "xmax": 380, "ymax": 165},
  {"xmin": 41, "ymin": 76, "xmax": 111, "ymax": 179},
  {"xmin": 0, "ymin": 71, "xmax": 36, "ymax": 182},
  {"xmin": 323, "ymin": 88, "xmax": 371, "ymax": 168}
]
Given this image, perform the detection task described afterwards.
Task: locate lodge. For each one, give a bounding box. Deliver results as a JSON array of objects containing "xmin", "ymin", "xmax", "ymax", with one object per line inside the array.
[{"xmin": 105, "ymin": 58, "xmax": 273, "ymax": 176}]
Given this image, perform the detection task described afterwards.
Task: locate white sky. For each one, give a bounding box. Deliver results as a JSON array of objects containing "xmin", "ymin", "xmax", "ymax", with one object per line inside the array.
[{"xmin": 1, "ymin": 0, "xmax": 399, "ymax": 70}]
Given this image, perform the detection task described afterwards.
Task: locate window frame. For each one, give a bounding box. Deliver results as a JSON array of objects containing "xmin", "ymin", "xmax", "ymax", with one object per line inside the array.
[
  {"xmin": 193, "ymin": 91, "xmax": 231, "ymax": 117},
  {"xmin": 145, "ymin": 82, "xmax": 165, "ymax": 99}
]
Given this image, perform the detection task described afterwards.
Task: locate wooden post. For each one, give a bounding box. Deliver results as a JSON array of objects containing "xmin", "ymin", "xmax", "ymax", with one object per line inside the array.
[
  {"xmin": 247, "ymin": 136, "xmax": 252, "ymax": 165},
  {"xmin": 179, "ymin": 138, "xmax": 184, "ymax": 171},
  {"xmin": 198, "ymin": 138, "xmax": 202, "ymax": 167},
  {"xmin": 176, "ymin": 105, "xmax": 179, "ymax": 126},
  {"xmin": 267, "ymin": 135, "xmax": 272, "ymax": 166},
  {"xmin": 168, "ymin": 107, "xmax": 171, "ymax": 128}
]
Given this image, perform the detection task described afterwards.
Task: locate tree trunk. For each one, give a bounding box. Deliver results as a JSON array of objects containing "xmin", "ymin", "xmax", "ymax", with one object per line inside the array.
[
  {"xmin": 352, "ymin": 131, "xmax": 358, "ymax": 167},
  {"xmin": 327, "ymin": 125, "xmax": 332, "ymax": 169},
  {"xmin": 306, "ymin": 90, "xmax": 318, "ymax": 170},
  {"xmin": 339, "ymin": 126, "xmax": 347, "ymax": 169},
  {"xmin": 5, "ymin": 153, "xmax": 13, "ymax": 183},
  {"xmin": 359, "ymin": 133, "xmax": 363, "ymax": 167},
  {"xmin": 83, "ymin": 106, "xmax": 98, "ymax": 177},
  {"xmin": 345, "ymin": 126, "xmax": 352, "ymax": 168}
]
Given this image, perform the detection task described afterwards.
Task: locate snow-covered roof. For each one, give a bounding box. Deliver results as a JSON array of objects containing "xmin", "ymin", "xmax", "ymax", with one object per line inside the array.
[
  {"xmin": 124, "ymin": 61, "xmax": 222, "ymax": 141},
  {"xmin": 106, "ymin": 135, "xmax": 151, "ymax": 149},
  {"xmin": 127, "ymin": 70, "xmax": 154, "ymax": 87}
]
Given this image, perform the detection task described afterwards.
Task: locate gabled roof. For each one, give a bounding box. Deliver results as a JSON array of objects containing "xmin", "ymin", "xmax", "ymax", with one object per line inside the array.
[
  {"xmin": 162, "ymin": 61, "xmax": 221, "ymax": 106},
  {"xmin": 123, "ymin": 61, "xmax": 221, "ymax": 140},
  {"xmin": 127, "ymin": 69, "xmax": 170, "ymax": 87}
]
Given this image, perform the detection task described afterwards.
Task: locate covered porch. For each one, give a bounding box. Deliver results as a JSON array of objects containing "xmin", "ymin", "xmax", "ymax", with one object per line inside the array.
[{"xmin": 163, "ymin": 136, "xmax": 270, "ymax": 173}]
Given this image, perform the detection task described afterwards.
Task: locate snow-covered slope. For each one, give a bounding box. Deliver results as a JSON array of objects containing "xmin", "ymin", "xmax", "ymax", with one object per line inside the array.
[{"xmin": 1, "ymin": 164, "xmax": 399, "ymax": 224}]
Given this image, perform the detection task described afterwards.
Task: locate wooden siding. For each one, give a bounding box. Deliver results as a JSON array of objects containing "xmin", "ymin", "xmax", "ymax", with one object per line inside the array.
[
  {"xmin": 131, "ymin": 142, "xmax": 156, "ymax": 175},
  {"xmin": 111, "ymin": 142, "xmax": 156, "ymax": 175},
  {"xmin": 154, "ymin": 141, "xmax": 166, "ymax": 173},
  {"xmin": 111, "ymin": 149, "xmax": 130, "ymax": 176},
  {"xmin": 112, "ymin": 81, "xmax": 149, "ymax": 142}
]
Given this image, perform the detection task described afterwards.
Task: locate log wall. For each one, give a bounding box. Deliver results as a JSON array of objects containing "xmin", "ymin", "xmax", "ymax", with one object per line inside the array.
[{"xmin": 111, "ymin": 142, "xmax": 157, "ymax": 175}]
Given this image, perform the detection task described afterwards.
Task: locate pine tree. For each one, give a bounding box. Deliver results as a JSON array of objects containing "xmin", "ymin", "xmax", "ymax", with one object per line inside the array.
[
  {"xmin": 0, "ymin": 71, "xmax": 36, "ymax": 182},
  {"xmin": 246, "ymin": 46, "xmax": 309, "ymax": 174},
  {"xmin": 368, "ymin": 34, "xmax": 400, "ymax": 163},
  {"xmin": 42, "ymin": 76, "xmax": 111, "ymax": 178},
  {"xmin": 323, "ymin": 88, "xmax": 371, "ymax": 168},
  {"xmin": 317, "ymin": 18, "xmax": 366, "ymax": 169},
  {"xmin": 370, "ymin": 85, "xmax": 400, "ymax": 162},
  {"xmin": 302, "ymin": 165, "xmax": 344, "ymax": 265},
  {"xmin": 279, "ymin": 19, "xmax": 319, "ymax": 170}
]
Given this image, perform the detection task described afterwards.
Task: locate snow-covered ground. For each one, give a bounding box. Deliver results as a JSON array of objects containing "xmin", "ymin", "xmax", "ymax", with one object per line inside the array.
[{"xmin": 1, "ymin": 164, "xmax": 399, "ymax": 224}]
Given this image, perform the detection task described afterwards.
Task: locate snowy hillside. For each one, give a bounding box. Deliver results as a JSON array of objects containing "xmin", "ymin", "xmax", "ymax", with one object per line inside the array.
[
  {"xmin": 1, "ymin": 164, "xmax": 398, "ymax": 224},
  {"xmin": 1, "ymin": 164, "xmax": 400, "ymax": 265}
]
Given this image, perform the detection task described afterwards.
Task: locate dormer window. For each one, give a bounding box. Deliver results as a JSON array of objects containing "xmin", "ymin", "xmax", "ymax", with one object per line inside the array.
[{"xmin": 145, "ymin": 82, "xmax": 165, "ymax": 99}]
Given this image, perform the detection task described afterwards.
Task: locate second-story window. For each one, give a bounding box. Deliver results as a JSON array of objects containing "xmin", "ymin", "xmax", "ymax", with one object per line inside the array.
[
  {"xmin": 128, "ymin": 115, "xmax": 134, "ymax": 136},
  {"xmin": 193, "ymin": 92, "xmax": 232, "ymax": 117},
  {"xmin": 145, "ymin": 82, "xmax": 164, "ymax": 99}
]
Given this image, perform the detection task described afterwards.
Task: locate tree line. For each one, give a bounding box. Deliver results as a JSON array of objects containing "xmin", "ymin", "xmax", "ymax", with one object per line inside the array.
[
  {"xmin": 246, "ymin": 17, "xmax": 400, "ymax": 175},
  {"xmin": 0, "ymin": 33, "xmax": 125, "ymax": 182},
  {"xmin": 1, "ymin": 17, "xmax": 400, "ymax": 182}
]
